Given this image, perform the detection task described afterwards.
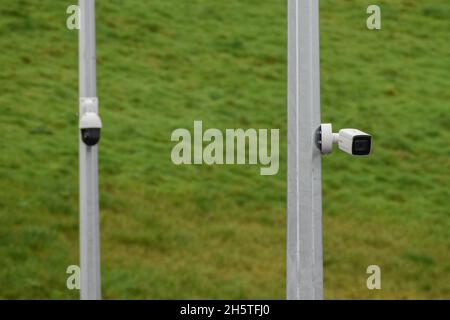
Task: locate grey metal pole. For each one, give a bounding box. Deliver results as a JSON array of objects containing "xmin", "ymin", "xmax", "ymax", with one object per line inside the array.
[
  {"xmin": 79, "ymin": 0, "xmax": 101, "ymax": 300},
  {"xmin": 287, "ymin": 0, "xmax": 323, "ymax": 300}
]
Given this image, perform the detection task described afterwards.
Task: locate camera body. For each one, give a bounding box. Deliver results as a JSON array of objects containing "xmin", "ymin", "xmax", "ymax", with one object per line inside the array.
[
  {"xmin": 79, "ymin": 98, "xmax": 102, "ymax": 146},
  {"xmin": 337, "ymin": 129, "xmax": 372, "ymax": 156},
  {"xmin": 317, "ymin": 124, "xmax": 372, "ymax": 156}
]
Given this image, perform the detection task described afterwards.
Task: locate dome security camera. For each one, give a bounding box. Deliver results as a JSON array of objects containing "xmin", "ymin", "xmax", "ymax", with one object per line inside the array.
[
  {"xmin": 79, "ymin": 98, "xmax": 102, "ymax": 146},
  {"xmin": 316, "ymin": 124, "xmax": 372, "ymax": 156}
]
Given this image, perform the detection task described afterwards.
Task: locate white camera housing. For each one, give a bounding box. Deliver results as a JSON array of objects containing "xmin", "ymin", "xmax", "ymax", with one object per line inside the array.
[
  {"xmin": 79, "ymin": 112, "xmax": 102, "ymax": 130},
  {"xmin": 317, "ymin": 124, "xmax": 372, "ymax": 156}
]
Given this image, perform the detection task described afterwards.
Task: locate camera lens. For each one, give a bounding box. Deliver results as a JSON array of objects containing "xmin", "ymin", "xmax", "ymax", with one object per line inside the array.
[{"xmin": 352, "ymin": 136, "xmax": 371, "ymax": 155}]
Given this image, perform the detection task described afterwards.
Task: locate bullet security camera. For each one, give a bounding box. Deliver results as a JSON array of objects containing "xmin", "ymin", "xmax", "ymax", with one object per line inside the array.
[
  {"xmin": 316, "ymin": 124, "xmax": 372, "ymax": 156},
  {"xmin": 338, "ymin": 128, "xmax": 372, "ymax": 156},
  {"xmin": 79, "ymin": 98, "xmax": 102, "ymax": 146}
]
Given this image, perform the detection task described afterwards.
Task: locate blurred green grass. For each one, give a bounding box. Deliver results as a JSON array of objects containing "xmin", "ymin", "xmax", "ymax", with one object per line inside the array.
[{"xmin": 0, "ymin": 0, "xmax": 448, "ymax": 299}]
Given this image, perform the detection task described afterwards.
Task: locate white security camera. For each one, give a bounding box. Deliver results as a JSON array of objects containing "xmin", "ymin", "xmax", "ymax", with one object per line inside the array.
[
  {"xmin": 316, "ymin": 124, "xmax": 372, "ymax": 156},
  {"xmin": 79, "ymin": 98, "xmax": 102, "ymax": 146}
]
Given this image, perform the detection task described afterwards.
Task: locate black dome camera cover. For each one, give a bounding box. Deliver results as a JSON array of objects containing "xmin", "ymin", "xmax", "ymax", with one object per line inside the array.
[{"xmin": 81, "ymin": 128, "xmax": 101, "ymax": 146}]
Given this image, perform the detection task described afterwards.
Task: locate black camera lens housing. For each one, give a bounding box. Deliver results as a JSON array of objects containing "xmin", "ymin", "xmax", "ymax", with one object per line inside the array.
[
  {"xmin": 81, "ymin": 128, "xmax": 101, "ymax": 146},
  {"xmin": 352, "ymin": 135, "xmax": 372, "ymax": 155}
]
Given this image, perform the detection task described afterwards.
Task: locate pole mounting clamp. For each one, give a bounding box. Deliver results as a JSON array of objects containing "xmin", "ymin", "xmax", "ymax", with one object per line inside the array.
[{"xmin": 80, "ymin": 97, "xmax": 99, "ymax": 117}]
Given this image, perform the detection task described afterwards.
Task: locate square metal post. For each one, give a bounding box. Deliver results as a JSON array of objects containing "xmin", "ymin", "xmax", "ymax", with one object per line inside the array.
[
  {"xmin": 79, "ymin": 0, "xmax": 101, "ymax": 300},
  {"xmin": 287, "ymin": 0, "xmax": 324, "ymax": 300}
]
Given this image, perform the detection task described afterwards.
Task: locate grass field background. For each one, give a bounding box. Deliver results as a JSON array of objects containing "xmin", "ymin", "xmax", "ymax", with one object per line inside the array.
[{"xmin": 0, "ymin": 0, "xmax": 448, "ymax": 299}]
